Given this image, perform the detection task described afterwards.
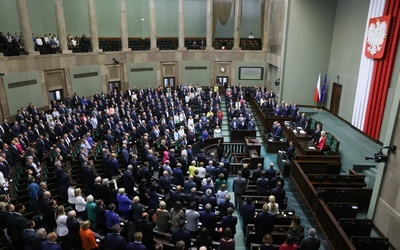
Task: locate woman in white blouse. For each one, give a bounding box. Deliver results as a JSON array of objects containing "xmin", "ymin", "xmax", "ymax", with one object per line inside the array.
[
  {"xmin": 213, "ymin": 126, "xmax": 222, "ymax": 138},
  {"xmin": 267, "ymin": 195, "xmax": 280, "ymax": 215},
  {"xmin": 67, "ymin": 182, "xmax": 77, "ymax": 209},
  {"xmin": 187, "ymin": 116, "xmax": 195, "ymax": 133},
  {"xmin": 74, "ymin": 188, "xmax": 87, "ymax": 220},
  {"xmin": 55, "ymin": 205, "xmax": 68, "ymax": 241}
]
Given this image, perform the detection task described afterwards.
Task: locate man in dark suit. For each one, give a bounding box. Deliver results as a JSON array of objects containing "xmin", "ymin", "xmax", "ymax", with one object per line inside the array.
[
  {"xmin": 299, "ymin": 228, "xmax": 321, "ymax": 250},
  {"xmin": 171, "ymin": 185, "xmax": 185, "ymax": 204},
  {"xmin": 135, "ymin": 213, "xmax": 154, "ymax": 249},
  {"xmin": 265, "ymin": 162, "xmax": 277, "ymax": 180},
  {"xmin": 269, "ymin": 170, "xmax": 285, "ymax": 190},
  {"xmin": 41, "ymin": 232, "xmax": 62, "ymax": 250},
  {"xmin": 196, "ymin": 149, "xmax": 207, "ymax": 165},
  {"xmin": 232, "ymin": 171, "xmax": 246, "ymax": 211},
  {"xmin": 183, "ymin": 175, "xmax": 196, "ymax": 194},
  {"xmin": 199, "ymin": 204, "xmax": 217, "ymax": 237},
  {"xmin": 172, "ymin": 222, "xmax": 191, "ymax": 250},
  {"xmin": 255, "ymin": 204, "xmax": 275, "ymax": 243},
  {"xmin": 286, "ymin": 141, "xmax": 295, "ymax": 161},
  {"xmin": 252, "ymin": 164, "xmax": 263, "ymax": 183},
  {"xmin": 272, "ymin": 122, "xmax": 282, "ymax": 141},
  {"xmin": 256, "ymin": 171, "xmax": 270, "ymax": 196},
  {"xmin": 271, "ymin": 181, "xmax": 286, "ymax": 208},
  {"xmin": 123, "ymin": 165, "xmax": 135, "ymax": 198},
  {"xmin": 218, "ymin": 194, "xmax": 234, "ymax": 218},
  {"xmin": 121, "ymin": 143, "xmax": 130, "ymax": 167},
  {"xmin": 201, "ymin": 189, "xmax": 217, "ymax": 209},
  {"xmin": 106, "ymin": 224, "xmax": 126, "ymax": 250},
  {"xmin": 9, "ymin": 203, "xmax": 28, "ymax": 249},
  {"xmin": 313, "ymin": 124, "xmax": 322, "ymax": 145},
  {"xmin": 22, "ymin": 220, "xmax": 36, "ymax": 249},
  {"xmin": 158, "ymin": 171, "xmax": 172, "ymax": 196},
  {"xmin": 172, "ymin": 164, "xmax": 185, "ymax": 185},
  {"xmin": 109, "ymin": 153, "xmax": 122, "ymax": 180},
  {"xmin": 221, "ymin": 207, "xmax": 238, "ymax": 235},
  {"xmin": 127, "ymin": 231, "xmax": 147, "ymax": 250},
  {"xmin": 241, "ymin": 198, "xmax": 255, "ymax": 236}
]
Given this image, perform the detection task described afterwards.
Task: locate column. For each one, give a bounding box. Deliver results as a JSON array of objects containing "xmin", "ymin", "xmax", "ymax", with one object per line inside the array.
[
  {"xmin": 178, "ymin": 0, "xmax": 185, "ymax": 50},
  {"xmin": 120, "ymin": 0, "xmax": 130, "ymax": 51},
  {"xmin": 206, "ymin": 0, "xmax": 213, "ymax": 50},
  {"xmin": 87, "ymin": 0, "xmax": 102, "ymax": 52},
  {"xmin": 54, "ymin": 0, "xmax": 71, "ymax": 53},
  {"xmin": 15, "ymin": 0, "xmax": 38, "ymax": 55},
  {"xmin": 233, "ymin": 0, "xmax": 242, "ymax": 50},
  {"xmin": 262, "ymin": 0, "xmax": 271, "ymax": 51},
  {"xmin": 148, "ymin": 0, "xmax": 157, "ymax": 50}
]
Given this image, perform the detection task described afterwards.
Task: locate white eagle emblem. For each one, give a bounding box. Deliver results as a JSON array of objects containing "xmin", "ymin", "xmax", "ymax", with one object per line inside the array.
[{"xmin": 366, "ymin": 19, "xmax": 388, "ymax": 56}]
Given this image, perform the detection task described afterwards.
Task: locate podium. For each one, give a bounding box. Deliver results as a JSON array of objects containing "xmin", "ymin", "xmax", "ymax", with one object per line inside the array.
[{"xmin": 245, "ymin": 137, "xmax": 262, "ymax": 155}]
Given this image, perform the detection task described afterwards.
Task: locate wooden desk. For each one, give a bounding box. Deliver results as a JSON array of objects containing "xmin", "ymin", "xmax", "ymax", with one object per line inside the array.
[
  {"xmin": 282, "ymin": 124, "xmax": 323, "ymax": 155},
  {"xmin": 245, "ymin": 137, "xmax": 262, "ymax": 155}
]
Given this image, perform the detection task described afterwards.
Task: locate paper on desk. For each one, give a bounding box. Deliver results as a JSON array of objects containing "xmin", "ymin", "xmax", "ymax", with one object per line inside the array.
[{"xmin": 308, "ymin": 147, "xmax": 316, "ymax": 150}]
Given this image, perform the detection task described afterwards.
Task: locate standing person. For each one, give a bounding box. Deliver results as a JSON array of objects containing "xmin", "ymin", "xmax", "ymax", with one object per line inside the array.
[
  {"xmin": 155, "ymin": 201, "xmax": 170, "ymax": 233},
  {"xmin": 288, "ymin": 216, "xmax": 304, "ymax": 245},
  {"xmin": 241, "ymin": 198, "xmax": 255, "ymax": 236},
  {"xmin": 27, "ymin": 176, "xmax": 39, "ymax": 212},
  {"xmin": 259, "ymin": 234, "xmax": 275, "ymax": 250},
  {"xmin": 86, "ymin": 195, "xmax": 97, "ymax": 229},
  {"xmin": 9, "ymin": 203, "xmax": 28, "ymax": 249},
  {"xmin": 105, "ymin": 224, "xmax": 126, "ymax": 250},
  {"xmin": 279, "ymin": 234, "xmax": 297, "ymax": 250},
  {"xmin": 127, "ymin": 231, "xmax": 147, "ymax": 250},
  {"xmin": 55, "ymin": 205, "xmax": 68, "ymax": 244},
  {"xmin": 41, "ymin": 232, "xmax": 62, "ymax": 250},
  {"xmin": 170, "ymin": 201, "xmax": 185, "ymax": 231},
  {"xmin": 116, "ymin": 188, "xmax": 132, "ymax": 219},
  {"xmin": 220, "ymin": 228, "xmax": 235, "ymax": 250},
  {"xmin": 298, "ymin": 228, "xmax": 321, "ymax": 250},
  {"xmin": 255, "ymin": 204, "xmax": 275, "ymax": 243},
  {"xmin": 66, "ymin": 210, "xmax": 82, "ymax": 250},
  {"xmin": 75, "ymin": 188, "xmax": 87, "ymax": 220},
  {"xmin": 79, "ymin": 221, "xmax": 98, "ymax": 250},
  {"xmin": 232, "ymin": 171, "xmax": 246, "ymax": 211},
  {"xmin": 185, "ymin": 202, "xmax": 200, "ymax": 236}
]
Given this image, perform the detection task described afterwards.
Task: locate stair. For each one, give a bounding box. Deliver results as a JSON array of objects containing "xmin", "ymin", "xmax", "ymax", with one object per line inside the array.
[{"xmin": 220, "ymin": 95, "xmax": 230, "ymax": 142}]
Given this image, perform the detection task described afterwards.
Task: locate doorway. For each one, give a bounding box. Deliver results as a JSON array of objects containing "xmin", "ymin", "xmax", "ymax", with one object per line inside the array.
[
  {"xmin": 49, "ymin": 89, "xmax": 63, "ymax": 102},
  {"xmin": 216, "ymin": 76, "xmax": 229, "ymax": 89},
  {"xmin": 330, "ymin": 82, "xmax": 342, "ymax": 116},
  {"xmin": 163, "ymin": 77, "xmax": 175, "ymax": 88},
  {"xmin": 109, "ymin": 81, "xmax": 120, "ymax": 92}
]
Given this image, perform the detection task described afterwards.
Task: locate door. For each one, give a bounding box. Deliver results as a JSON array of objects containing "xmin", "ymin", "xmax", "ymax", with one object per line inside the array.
[
  {"xmin": 330, "ymin": 82, "xmax": 342, "ymax": 116},
  {"xmin": 109, "ymin": 81, "xmax": 120, "ymax": 92},
  {"xmin": 163, "ymin": 77, "xmax": 175, "ymax": 88},
  {"xmin": 216, "ymin": 76, "xmax": 229, "ymax": 89},
  {"xmin": 44, "ymin": 69, "xmax": 67, "ymax": 104}
]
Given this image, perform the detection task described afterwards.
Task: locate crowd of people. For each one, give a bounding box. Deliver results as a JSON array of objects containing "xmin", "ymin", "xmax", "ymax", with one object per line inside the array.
[{"xmin": 0, "ymin": 84, "xmax": 322, "ymax": 250}]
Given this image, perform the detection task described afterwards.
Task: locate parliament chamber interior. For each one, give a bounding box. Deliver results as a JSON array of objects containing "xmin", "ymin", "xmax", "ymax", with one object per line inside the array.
[{"xmin": 0, "ymin": 0, "xmax": 399, "ymax": 249}]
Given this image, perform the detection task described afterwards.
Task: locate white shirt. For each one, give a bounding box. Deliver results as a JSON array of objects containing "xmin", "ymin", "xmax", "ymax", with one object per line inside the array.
[
  {"xmin": 91, "ymin": 117, "xmax": 98, "ymax": 129},
  {"xmin": 268, "ymin": 202, "xmax": 280, "ymax": 215},
  {"xmin": 68, "ymin": 187, "xmax": 76, "ymax": 204},
  {"xmin": 0, "ymin": 172, "xmax": 6, "ymax": 185},
  {"xmin": 197, "ymin": 167, "xmax": 206, "ymax": 178},
  {"xmin": 36, "ymin": 38, "xmax": 43, "ymax": 46},
  {"xmin": 56, "ymin": 214, "xmax": 69, "ymax": 236},
  {"xmin": 75, "ymin": 196, "xmax": 87, "ymax": 212},
  {"xmin": 213, "ymin": 128, "xmax": 222, "ymax": 138}
]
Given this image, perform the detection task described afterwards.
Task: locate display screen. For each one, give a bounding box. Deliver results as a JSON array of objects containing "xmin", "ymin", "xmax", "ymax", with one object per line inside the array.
[{"xmin": 239, "ymin": 67, "xmax": 264, "ymax": 80}]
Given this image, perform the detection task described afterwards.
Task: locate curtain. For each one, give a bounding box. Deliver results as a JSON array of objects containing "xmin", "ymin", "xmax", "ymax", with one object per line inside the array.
[{"xmin": 213, "ymin": 0, "xmax": 234, "ymax": 39}]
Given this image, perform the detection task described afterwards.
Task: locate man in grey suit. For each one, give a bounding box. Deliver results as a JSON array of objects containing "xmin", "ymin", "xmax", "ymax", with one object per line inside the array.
[{"xmin": 232, "ymin": 171, "xmax": 246, "ymax": 211}]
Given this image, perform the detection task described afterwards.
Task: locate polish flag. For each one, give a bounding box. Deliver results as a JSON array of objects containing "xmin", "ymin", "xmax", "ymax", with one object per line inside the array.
[{"xmin": 313, "ymin": 73, "xmax": 321, "ymax": 103}]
